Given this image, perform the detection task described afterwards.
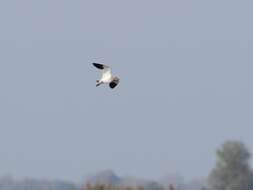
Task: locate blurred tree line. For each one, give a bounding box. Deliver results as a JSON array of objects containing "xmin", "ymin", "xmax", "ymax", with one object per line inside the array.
[
  {"xmin": 0, "ymin": 140, "xmax": 252, "ymax": 190},
  {"xmin": 82, "ymin": 183, "xmax": 175, "ymax": 190},
  {"xmin": 0, "ymin": 176, "xmax": 77, "ymax": 190}
]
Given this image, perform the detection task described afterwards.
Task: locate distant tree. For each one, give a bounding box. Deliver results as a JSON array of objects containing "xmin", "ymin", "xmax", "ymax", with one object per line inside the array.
[
  {"xmin": 145, "ymin": 182, "xmax": 163, "ymax": 190},
  {"xmin": 136, "ymin": 186, "xmax": 145, "ymax": 190},
  {"xmin": 169, "ymin": 184, "xmax": 175, "ymax": 190},
  {"xmin": 125, "ymin": 186, "xmax": 135, "ymax": 190},
  {"xmin": 208, "ymin": 140, "xmax": 253, "ymax": 190},
  {"xmin": 83, "ymin": 183, "xmax": 93, "ymax": 190}
]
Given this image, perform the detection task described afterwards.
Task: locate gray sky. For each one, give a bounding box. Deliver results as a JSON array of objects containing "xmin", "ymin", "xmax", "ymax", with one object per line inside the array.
[{"xmin": 0, "ymin": 0, "xmax": 253, "ymax": 182}]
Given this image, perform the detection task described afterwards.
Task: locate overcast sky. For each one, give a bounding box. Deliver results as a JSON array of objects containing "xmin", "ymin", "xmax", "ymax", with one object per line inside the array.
[{"xmin": 0, "ymin": 0, "xmax": 253, "ymax": 182}]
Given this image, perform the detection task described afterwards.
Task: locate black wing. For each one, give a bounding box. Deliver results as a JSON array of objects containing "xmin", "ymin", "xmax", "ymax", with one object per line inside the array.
[
  {"xmin": 109, "ymin": 77, "xmax": 120, "ymax": 89},
  {"xmin": 109, "ymin": 82, "xmax": 118, "ymax": 89},
  {"xmin": 93, "ymin": 63, "xmax": 105, "ymax": 70}
]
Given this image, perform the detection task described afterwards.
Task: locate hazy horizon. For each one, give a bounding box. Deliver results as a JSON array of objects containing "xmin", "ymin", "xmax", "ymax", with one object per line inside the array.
[{"xmin": 0, "ymin": 0, "xmax": 253, "ymax": 182}]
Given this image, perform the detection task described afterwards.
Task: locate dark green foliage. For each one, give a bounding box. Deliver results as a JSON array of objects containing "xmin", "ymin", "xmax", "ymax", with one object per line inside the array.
[{"xmin": 208, "ymin": 141, "xmax": 253, "ymax": 190}]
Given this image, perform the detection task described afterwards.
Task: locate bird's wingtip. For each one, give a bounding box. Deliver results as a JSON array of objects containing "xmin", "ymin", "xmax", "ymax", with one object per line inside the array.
[{"xmin": 93, "ymin": 63, "xmax": 105, "ymax": 70}]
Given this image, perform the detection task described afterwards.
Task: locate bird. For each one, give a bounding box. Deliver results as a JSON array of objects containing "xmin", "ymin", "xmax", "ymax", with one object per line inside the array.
[{"xmin": 93, "ymin": 63, "xmax": 120, "ymax": 89}]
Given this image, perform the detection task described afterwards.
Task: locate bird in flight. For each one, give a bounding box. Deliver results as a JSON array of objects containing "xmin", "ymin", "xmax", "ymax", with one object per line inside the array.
[{"xmin": 93, "ymin": 63, "xmax": 120, "ymax": 89}]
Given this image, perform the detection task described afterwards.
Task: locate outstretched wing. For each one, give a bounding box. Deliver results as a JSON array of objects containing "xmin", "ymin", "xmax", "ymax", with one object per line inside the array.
[
  {"xmin": 109, "ymin": 77, "xmax": 120, "ymax": 89},
  {"xmin": 93, "ymin": 63, "xmax": 112, "ymax": 80},
  {"xmin": 93, "ymin": 63, "xmax": 109, "ymax": 70}
]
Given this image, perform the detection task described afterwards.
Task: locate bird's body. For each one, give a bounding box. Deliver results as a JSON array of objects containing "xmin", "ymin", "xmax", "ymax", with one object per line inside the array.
[{"xmin": 93, "ymin": 63, "xmax": 120, "ymax": 89}]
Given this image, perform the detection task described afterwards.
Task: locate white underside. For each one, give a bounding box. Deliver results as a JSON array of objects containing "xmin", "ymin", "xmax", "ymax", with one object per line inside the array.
[{"xmin": 100, "ymin": 68, "xmax": 113, "ymax": 83}]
